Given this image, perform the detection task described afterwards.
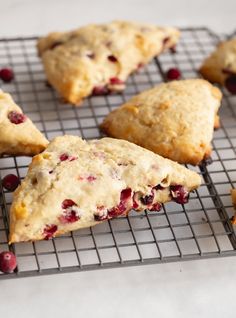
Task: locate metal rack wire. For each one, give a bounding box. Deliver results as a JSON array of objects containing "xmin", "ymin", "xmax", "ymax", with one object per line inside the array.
[{"xmin": 0, "ymin": 27, "xmax": 236, "ymax": 279}]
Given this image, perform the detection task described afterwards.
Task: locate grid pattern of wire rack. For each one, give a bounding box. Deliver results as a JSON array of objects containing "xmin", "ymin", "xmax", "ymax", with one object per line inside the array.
[{"xmin": 0, "ymin": 27, "xmax": 236, "ymax": 279}]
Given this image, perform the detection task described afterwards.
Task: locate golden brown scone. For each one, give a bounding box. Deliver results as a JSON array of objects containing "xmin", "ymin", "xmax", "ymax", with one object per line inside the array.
[
  {"xmin": 199, "ymin": 38, "xmax": 236, "ymax": 93},
  {"xmin": 0, "ymin": 90, "xmax": 48, "ymax": 156},
  {"xmin": 9, "ymin": 135, "xmax": 201, "ymax": 243},
  {"xmin": 37, "ymin": 20, "xmax": 180, "ymax": 105},
  {"xmin": 101, "ymin": 79, "xmax": 222, "ymax": 165}
]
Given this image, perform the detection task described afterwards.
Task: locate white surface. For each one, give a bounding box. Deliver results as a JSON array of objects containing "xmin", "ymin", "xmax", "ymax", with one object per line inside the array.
[{"xmin": 0, "ymin": 0, "xmax": 236, "ymax": 317}]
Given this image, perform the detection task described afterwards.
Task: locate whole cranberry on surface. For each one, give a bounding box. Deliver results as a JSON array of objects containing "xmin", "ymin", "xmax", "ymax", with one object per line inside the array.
[
  {"xmin": 0, "ymin": 68, "xmax": 14, "ymax": 82},
  {"xmin": 166, "ymin": 68, "xmax": 181, "ymax": 80},
  {"xmin": 2, "ymin": 174, "xmax": 20, "ymax": 191},
  {"xmin": 0, "ymin": 251, "xmax": 17, "ymax": 273},
  {"xmin": 8, "ymin": 111, "xmax": 27, "ymax": 124},
  {"xmin": 170, "ymin": 185, "xmax": 189, "ymax": 204}
]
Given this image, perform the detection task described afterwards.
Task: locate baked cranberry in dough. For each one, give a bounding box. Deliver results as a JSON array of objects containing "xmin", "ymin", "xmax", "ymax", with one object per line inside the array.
[
  {"xmin": 9, "ymin": 135, "xmax": 201, "ymax": 243},
  {"xmin": 37, "ymin": 20, "xmax": 180, "ymax": 105}
]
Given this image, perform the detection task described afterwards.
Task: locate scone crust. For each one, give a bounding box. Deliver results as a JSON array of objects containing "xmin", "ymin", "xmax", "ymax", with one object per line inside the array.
[
  {"xmin": 0, "ymin": 90, "xmax": 48, "ymax": 156},
  {"xmin": 10, "ymin": 135, "xmax": 201, "ymax": 243},
  {"xmin": 199, "ymin": 38, "xmax": 236, "ymax": 85},
  {"xmin": 101, "ymin": 79, "xmax": 222, "ymax": 165},
  {"xmin": 37, "ymin": 20, "xmax": 180, "ymax": 105}
]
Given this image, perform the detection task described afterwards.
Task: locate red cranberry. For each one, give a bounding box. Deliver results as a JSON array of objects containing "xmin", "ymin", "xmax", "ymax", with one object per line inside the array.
[
  {"xmin": 43, "ymin": 224, "xmax": 58, "ymax": 240},
  {"xmin": 149, "ymin": 202, "xmax": 162, "ymax": 212},
  {"xmin": 109, "ymin": 77, "xmax": 124, "ymax": 85},
  {"xmin": 8, "ymin": 111, "xmax": 27, "ymax": 124},
  {"xmin": 132, "ymin": 194, "xmax": 139, "ymax": 209},
  {"xmin": 60, "ymin": 199, "xmax": 79, "ymax": 223},
  {"xmin": 60, "ymin": 153, "xmax": 69, "ymax": 161},
  {"xmin": 166, "ymin": 68, "xmax": 181, "ymax": 80},
  {"xmin": 108, "ymin": 188, "xmax": 132, "ymax": 218},
  {"xmin": 107, "ymin": 55, "xmax": 118, "ymax": 62},
  {"xmin": 140, "ymin": 192, "xmax": 154, "ymax": 205},
  {"xmin": 87, "ymin": 175, "xmax": 96, "ymax": 182},
  {"xmin": 170, "ymin": 185, "xmax": 189, "ymax": 204},
  {"xmin": 50, "ymin": 41, "xmax": 63, "ymax": 50},
  {"xmin": 0, "ymin": 251, "xmax": 17, "ymax": 273},
  {"xmin": 92, "ymin": 86, "xmax": 109, "ymax": 96},
  {"xmin": 2, "ymin": 174, "xmax": 20, "ymax": 191},
  {"xmin": 225, "ymin": 75, "xmax": 236, "ymax": 94},
  {"xmin": 62, "ymin": 199, "xmax": 76, "ymax": 209},
  {"xmin": 0, "ymin": 68, "xmax": 14, "ymax": 82},
  {"xmin": 59, "ymin": 154, "xmax": 77, "ymax": 161}
]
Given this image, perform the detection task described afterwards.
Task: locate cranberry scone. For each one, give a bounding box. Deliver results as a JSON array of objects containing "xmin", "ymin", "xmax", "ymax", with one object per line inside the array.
[
  {"xmin": 9, "ymin": 135, "xmax": 201, "ymax": 243},
  {"xmin": 0, "ymin": 90, "xmax": 48, "ymax": 156},
  {"xmin": 101, "ymin": 79, "xmax": 222, "ymax": 165},
  {"xmin": 199, "ymin": 38, "xmax": 236, "ymax": 94},
  {"xmin": 37, "ymin": 20, "xmax": 180, "ymax": 105}
]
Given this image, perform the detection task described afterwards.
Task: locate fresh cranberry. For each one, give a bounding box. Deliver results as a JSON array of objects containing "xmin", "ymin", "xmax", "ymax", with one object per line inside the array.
[
  {"xmin": 92, "ymin": 86, "xmax": 109, "ymax": 96},
  {"xmin": 140, "ymin": 192, "xmax": 154, "ymax": 205},
  {"xmin": 59, "ymin": 199, "xmax": 79, "ymax": 223},
  {"xmin": 166, "ymin": 68, "xmax": 181, "ymax": 80},
  {"xmin": 50, "ymin": 41, "xmax": 63, "ymax": 50},
  {"xmin": 0, "ymin": 68, "xmax": 14, "ymax": 82},
  {"xmin": 149, "ymin": 202, "xmax": 162, "ymax": 212},
  {"xmin": 2, "ymin": 174, "xmax": 20, "ymax": 191},
  {"xmin": 43, "ymin": 224, "xmax": 58, "ymax": 240},
  {"xmin": 120, "ymin": 188, "xmax": 132, "ymax": 201},
  {"xmin": 0, "ymin": 251, "xmax": 17, "ymax": 273},
  {"xmin": 170, "ymin": 185, "xmax": 189, "ymax": 204},
  {"xmin": 8, "ymin": 111, "xmax": 27, "ymax": 124},
  {"xmin": 225, "ymin": 75, "xmax": 236, "ymax": 94},
  {"xmin": 107, "ymin": 55, "xmax": 118, "ymax": 62}
]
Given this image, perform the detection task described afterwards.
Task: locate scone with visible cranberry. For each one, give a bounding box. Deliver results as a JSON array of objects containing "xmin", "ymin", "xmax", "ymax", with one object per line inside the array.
[
  {"xmin": 0, "ymin": 90, "xmax": 48, "ymax": 156},
  {"xmin": 199, "ymin": 38, "xmax": 236, "ymax": 94},
  {"xmin": 37, "ymin": 20, "xmax": 180, "ymax": 105},
  {"xmin": 9, "ymin": 135, "xmax": 201, "ymax": 243},
  {"xmin": 101, "ymin": 79, "xmax": 222, "ymax": 165}
]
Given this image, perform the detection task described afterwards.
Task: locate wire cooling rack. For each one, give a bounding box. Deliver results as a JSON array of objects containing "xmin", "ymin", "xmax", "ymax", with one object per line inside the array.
[{"xmin": 0, "ymin": 27, "xmax": 236, "ymax": 279}]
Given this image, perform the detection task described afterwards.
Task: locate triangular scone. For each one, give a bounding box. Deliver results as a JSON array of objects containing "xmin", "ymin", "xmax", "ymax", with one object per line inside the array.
[
  {"xmin": 9, "ymin": 136, "xmax": 201, "ymax": 243},
  {"xmin": 101, "ymin": 79, "xmax": 222, "ymax": 165},
  {"xmin": 199, "ymin": 38, "xmax": 236, "ymax": 91},
  {"xmin": 37, "ymin": 20, "xmax": 180, "ymax": 105},
  {"xmin": 0, "ymin": 90, "xmax": 48, "ymax": 156}
]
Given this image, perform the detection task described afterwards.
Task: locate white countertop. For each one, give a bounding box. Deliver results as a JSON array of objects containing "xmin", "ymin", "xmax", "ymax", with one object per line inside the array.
[{"xmin": 1, "ymin": 0, "xmax": 236, "ymax": 317}]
